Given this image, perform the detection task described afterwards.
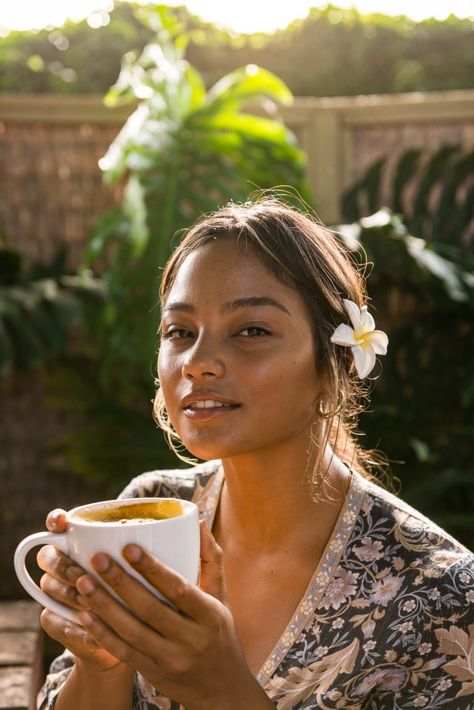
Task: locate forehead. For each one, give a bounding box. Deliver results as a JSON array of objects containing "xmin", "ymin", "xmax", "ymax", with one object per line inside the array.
[
  {"xmin": 163, "ymin": 239, "xmax": 312, "ymax": 320},
  {"xmin": 162, "ymin": 241, "xmax": 321, "ymax": 354},
  {"xmin": 167, "ymin": 239, "xmax": 281, "ymax": 295}
]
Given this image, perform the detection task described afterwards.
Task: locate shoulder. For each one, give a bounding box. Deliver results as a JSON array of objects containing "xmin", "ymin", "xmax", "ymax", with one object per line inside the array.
[
  {"xmin": 351, "ymin": 473, "xmax": 474, "ymax": 637},
  {"xmin": 360, "ymin": 474, "xmax": 471, "ymax": 553},
  {"xmin": 117, "ymin": 459, "xmax": 222, "ymax": 502}
]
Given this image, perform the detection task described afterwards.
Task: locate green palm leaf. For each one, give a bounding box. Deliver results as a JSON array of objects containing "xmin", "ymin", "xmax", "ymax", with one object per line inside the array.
[{"xmin": 410, "ymin": 144, "xmax": 460, "ymax": 238}]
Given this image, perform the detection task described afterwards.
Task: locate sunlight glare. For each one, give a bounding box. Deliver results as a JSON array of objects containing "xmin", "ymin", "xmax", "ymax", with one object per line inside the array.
[
  {"xmin": 0, "ymin": 0, "xmax": 114, "ymax": 32},
  {"xmin": 0, "ymin": 0, "xmax": 472, "ymax": 33}
]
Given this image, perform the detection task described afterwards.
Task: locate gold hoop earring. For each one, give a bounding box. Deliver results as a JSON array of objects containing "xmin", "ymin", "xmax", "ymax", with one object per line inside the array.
[{"xmin": 316, "ymin": 390, "xmax": 344, "ymax": 419}]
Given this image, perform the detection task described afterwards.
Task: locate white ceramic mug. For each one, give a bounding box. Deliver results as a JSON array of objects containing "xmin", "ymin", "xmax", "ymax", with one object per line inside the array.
[{"xmin": 14, "ymin": 497, "xmax": 200, "ymax": 623}]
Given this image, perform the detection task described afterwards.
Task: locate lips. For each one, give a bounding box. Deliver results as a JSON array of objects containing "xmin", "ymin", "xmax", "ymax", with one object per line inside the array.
[
  {"xmin": 181, "ymin": 393, "xmax": 240, "ymax": 409},
  {"xmin": 181, "ymin": 393, "xmax": 241, "ymax": 418},
  {"xmin": 187, "ymin": 400, "xmax": 237, "ymax": 410}
]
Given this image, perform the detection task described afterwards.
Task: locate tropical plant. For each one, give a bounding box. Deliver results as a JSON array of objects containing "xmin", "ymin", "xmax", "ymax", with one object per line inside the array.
[
  {"xmin": 44, "ymin": 5, "xmax": 310, "ymax": 485},
  {"xmin": 0, "ymin": 240, "xmax": 103, "ymax": 375},
  {"xmin": 341, "ymin": 145, "xmax": 474, "ymax": 262},
  {"xmin": 335, "ymin": 209, "xmax": 474, "ymax": 547},
  {"xmin": 84, "ymin": 6, "xmax": 308, "ymax": 390}
]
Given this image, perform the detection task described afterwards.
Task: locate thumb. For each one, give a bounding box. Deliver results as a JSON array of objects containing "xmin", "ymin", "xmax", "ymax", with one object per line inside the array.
[
  {"xmin": 199, "ymin": 520, "xmax": 227, "ymax": 604},
  {"xmin": 46, "ymin": 509, "xmax": 68, "ymax": 533}
]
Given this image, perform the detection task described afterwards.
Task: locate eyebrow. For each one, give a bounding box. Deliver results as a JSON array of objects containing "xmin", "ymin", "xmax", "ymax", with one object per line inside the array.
[{"xmin": 162, "ymin": 296, "xmax": 291, "ymax": 316}]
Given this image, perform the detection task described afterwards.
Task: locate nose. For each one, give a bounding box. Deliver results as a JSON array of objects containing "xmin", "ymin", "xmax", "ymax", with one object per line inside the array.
[{"xmin": 182, "ymin": 334, "xmax": 225, "ymax": 380}]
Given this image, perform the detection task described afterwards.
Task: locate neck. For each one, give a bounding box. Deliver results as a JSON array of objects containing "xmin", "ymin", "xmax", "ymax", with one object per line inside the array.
[{"xmin": 216, "ymin": 432, "xmax": 351, "ymax": 556}]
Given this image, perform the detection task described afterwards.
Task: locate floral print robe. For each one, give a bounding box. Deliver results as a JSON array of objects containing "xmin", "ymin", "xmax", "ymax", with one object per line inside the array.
[{"xmin": 38, "ymin": 461, "xmax": 474, "ymax": 709}]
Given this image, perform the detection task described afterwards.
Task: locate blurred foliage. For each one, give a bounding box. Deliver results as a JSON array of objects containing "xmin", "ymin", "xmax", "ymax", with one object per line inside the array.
[
  {"xmin": 0, "ymin": 2, "xmax": 473, "ymax": 96},
  {"xmin": 0, "ymin": 4, "xmax": 148, "ymax": 93},
  {"xmin": 44, "ymin": 357, "xmax": 180, "ymax": 491},
  {"xmin": 0, "ymin": 240, "xmax": 104, "ymax": 375},
  {"xmin": 336, "ymin": 207, "xmax": 473, "ymax": 548},
  {"xmin": 340, "ymin": 149, "xmax": 473, "ymax": 546},
  {"xmin": 85, "ymin": 6, "xmax": 308, "ymax": 390},
  {"xmin": 342, "ymin": 145, "xmax": 474, "ymax": 263},
  {"xmin": 34, "ymin": 6, "xmax": 309, "ymax": 489}
]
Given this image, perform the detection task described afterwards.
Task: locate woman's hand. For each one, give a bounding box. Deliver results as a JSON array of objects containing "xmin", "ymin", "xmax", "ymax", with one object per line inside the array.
[
  {"xmin": 37, "ymin": 509, "xmax": 130, "ymax": 678},
  {"xmin": 73, "ymin": 521, "xmax": 273, "ymax": 710}
]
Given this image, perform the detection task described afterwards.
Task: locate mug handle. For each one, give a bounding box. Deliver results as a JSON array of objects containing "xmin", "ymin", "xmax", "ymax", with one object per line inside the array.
[{"xmin": 14, "ymin": 532, "xmax": 81, "ymax": 624}]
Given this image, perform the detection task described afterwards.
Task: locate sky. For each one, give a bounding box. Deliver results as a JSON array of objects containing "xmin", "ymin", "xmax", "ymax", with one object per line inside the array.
[{"xmin": 0, "ymin": 0, "xmax": 472, "ymax": 34}]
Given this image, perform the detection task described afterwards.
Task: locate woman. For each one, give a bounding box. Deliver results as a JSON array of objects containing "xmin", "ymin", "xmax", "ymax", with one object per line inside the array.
[{"xmin": 38, "ymin": 199, "xmax": 473, "ymax": 709}]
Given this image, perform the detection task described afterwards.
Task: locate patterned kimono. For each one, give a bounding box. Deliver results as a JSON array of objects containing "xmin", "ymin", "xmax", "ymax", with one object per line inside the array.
[{"xmin": 38, "ymin": 461, "xmax": 474, "ymax": 709}]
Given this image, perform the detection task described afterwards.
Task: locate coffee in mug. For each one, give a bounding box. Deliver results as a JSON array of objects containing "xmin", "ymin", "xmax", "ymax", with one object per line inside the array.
[
  {"xmin": 75, "ymin": 499, "xmax": 184, "ymax": 524},
  {"xmin": 14, "ymin": 497, "xmax": 200, "ymax": 624}
]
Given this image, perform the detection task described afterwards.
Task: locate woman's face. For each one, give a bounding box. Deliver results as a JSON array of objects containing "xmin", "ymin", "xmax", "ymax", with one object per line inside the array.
[{"xmin": 158, "ymin": 239, "xmax": 322, "ymax": 461}]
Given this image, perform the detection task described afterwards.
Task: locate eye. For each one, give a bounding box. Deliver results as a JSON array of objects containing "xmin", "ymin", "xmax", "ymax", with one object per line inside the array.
[
  {"xmin": 162, "ymin": 328, "xmax": 194, "ymax": 341},
  {"xmin": 237, "ymin": 326, "xmax": 272, "ymax": 337}
]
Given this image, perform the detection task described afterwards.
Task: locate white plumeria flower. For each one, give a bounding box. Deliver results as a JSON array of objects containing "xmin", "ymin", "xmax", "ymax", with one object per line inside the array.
[{"xmin": 330, "ymin": 299, "xmax": 388, "ymax": 379}]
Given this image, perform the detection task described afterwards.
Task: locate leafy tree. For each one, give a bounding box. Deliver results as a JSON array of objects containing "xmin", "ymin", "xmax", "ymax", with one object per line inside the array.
[
  {"xmin": 1, "ymin": 3, "xmax": 472, "ymax": 96},
  {"xmin": 0, "ymin": 4, "xmax": 150, "ymax": 93}
]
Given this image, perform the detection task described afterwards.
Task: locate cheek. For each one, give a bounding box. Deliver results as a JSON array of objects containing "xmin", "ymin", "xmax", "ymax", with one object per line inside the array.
[
  {"xmin": 283, "ymin": 358, "xmax": 319, "ymax": 412},
  {"xmin": 157, "ymin": 348, "xmax": 165, "ymax": 381},
  {"xmin": 157, "ymin": 349, "xmax": 180, "ymax": 408},
  {"xmin": 252, "ymin": 348, "xmax": 320, "ymax": 415}
]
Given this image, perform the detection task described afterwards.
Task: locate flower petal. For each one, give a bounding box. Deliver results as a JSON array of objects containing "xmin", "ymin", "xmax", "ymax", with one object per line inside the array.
[
  {"xmin": 343, "ymin": 299, "xmax": 363, "ymax": 332},
  {"xmin": 359, "ymin": 306, "xmax": 375, "ymax": 333},
  {"xmin": 352, "ymin": 344, "xmax": 376, "ymax": 379},
  {"xmin": 369, "ymin": 330, "xmax": 389, "ymax": 355},
  {"xmin": 330, "ymin": 324, "xmax": 357, "ymax": 346}
]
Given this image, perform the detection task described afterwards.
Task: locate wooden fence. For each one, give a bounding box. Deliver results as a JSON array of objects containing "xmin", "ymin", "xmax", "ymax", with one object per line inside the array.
[{"xmin": 0, "ymin": 90, "xmax": 473, "ymax": 268}]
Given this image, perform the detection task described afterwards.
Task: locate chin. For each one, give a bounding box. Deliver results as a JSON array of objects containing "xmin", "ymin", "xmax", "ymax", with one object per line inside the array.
[
  {"xmin": 179, "ymin": 434, "xmax": 251, "ymax": 462},
  {"xmin": 183, "ymin": 443, "xmax": 233, "ymax": 462}
]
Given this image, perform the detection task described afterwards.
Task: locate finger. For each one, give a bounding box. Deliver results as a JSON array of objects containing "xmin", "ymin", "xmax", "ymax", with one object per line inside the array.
[
  {"xmin": 75, "ymin": 572, "xmax": 175, "ymax": 656},
  {"xmin": 79, "ymin": 556, "xmax": 193, "ymax": 641},
  {"xmin": 40, "ymin": 573, "xmax": 83, "ymax": 610},
  {"xmin": 199, "ymin": 520, "xmax": 227, "ymax": 603},
  {"xmin": 40, "ymin": 608, "xmax": 99, "ymax": 650},
  {"xmin": 122, "ymin": 545, "xmax": 221, "ymax": 623},
  {"xmin": 37, "ymin": 545, "xmax": 83, "ymax": 584},
  {"xmin": 77, "ymin": 610, "xmax": 157, "ymax": 677},
  {"xmin": 46, "ymin": 509, "xmax": 68, "ymax": 533}
]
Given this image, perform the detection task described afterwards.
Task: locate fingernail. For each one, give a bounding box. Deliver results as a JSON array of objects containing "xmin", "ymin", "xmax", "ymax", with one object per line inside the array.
[
  {"xmin": 49, "ymin": 510, "xmax": 62, "ymax": 527},
  {"xmin": 77, "ymin": 576, "xmax": 95, "ymax": 595},
  {"xmin": 123, "ymin": 544, "xmax": 142, "ymax": 562},
  {"xmin": 92, "ymin": 553, "xmax": 110, "ymax": 572},
  {"xmin": 66, "ymin": 565, "xmax": 82, "ymax": 583},
  {"xmin": 79, "ymin": 611, "xmax": 93, "ymax": 626}
]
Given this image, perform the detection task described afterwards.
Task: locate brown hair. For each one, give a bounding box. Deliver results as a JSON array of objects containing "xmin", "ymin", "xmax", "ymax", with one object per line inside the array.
[{"xmin": 154, "ymin": 197, "xmax": 389, "ymax": 493}]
